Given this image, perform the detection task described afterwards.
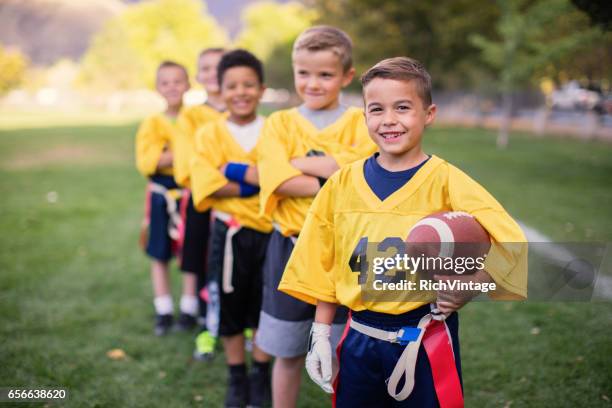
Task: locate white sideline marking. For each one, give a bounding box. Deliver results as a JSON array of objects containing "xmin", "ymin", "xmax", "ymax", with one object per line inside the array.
[{"xmin": 518, "ymin": 222, "xmax": 612, "ymax": 300}]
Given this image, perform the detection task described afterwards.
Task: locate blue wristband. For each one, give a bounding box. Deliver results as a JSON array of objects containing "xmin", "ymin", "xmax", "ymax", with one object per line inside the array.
[
  {"xmin": 239, "ymin": 182, "xmax": 260, "ymax": 197},
  {"xmin": 225, "ymin": 162, "xmax": 249, "ymax": 183}
]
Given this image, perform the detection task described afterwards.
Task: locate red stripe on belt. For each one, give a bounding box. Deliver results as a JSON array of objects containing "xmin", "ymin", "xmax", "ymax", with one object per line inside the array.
[{"xmin": 423, "ymin": 320, "xmax": 464, "ymax": 408}]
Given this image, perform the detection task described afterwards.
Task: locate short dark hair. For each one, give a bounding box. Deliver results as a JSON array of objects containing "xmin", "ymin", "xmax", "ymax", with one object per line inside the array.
[
  {"xmin": 361, "ymin": 57, "xmax": 432, "ymax": 106},
  {"xmin": 217, "ymin": 49, "xmax": 264, "ymax": 86},
  {"xmin": 157, "ymin": 60, "xmax": 188, "ymax": 80}
]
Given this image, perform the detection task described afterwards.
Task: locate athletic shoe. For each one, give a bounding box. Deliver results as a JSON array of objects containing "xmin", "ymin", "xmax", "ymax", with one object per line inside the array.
[
  {"xmin": 225, "ymin": 372, "xmax": 248, "ymax": 408},
  {"xmin": 193, "ymin": 330, "xmax": 216, "ymax": 361},
  {"xmin": 244, "ymin": 328, "xmax": 253, "ymax": 352},
  {"xmin": 247, "ymin": 368, "xmax": 271, "ymax": 408},
  {"xmin": 154, "ymin": 314, "xmax": 173, "ymax": 336},
  {"xmin": 177, "ymin": 313, "xmax": 197, "ymax": 331}
]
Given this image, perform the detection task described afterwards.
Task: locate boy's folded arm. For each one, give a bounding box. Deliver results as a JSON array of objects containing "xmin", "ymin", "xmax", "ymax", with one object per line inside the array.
[
  {"xmin": 275, "ymin": 175, "xmax": 320, "ymax": 197},
  {"xmin": 257, "ymin": 117, "xmax": 304, "ymax": 214},
  {"xmin": 189, "ymin": 159, "xmax": 224, "ymax": 211},
  {"xmin": 329, "ymin": 144, "xmax": 376, "ymax": 168},
  {"xmin": 192, "ymin": 159, "xmax": 255, "ymax": 200},
  {"xmin": 285, "ymin": 112, "xmax": 374, "ymax": 179},
  {"xmin": 244, "ymin": 165, "xmax": 259, "ymax": 185},
  {"xmin": 189, "ymin": 130, "xmax": 233, "ymax": 208},
  {"xmin": 220, "ymin": 162, "xmax": 260, "ymax": 186},
  {"xmin": 211, "ymin": 178, "xmax": 259, "ymax": 198},
  {"xmin": 290, "ymin": 156, "xmax": 339, "ymax": 179},
  {"xmin": 135, "ymin": 119, "xmax": 166, "ymax": 176},
  {"xmin": 211, "ymin": 182, "xmax": 241, "ymax": 197},
  {"xmin": 156, "ymin": 149, "xmax": 173, "ymax": 170},
  {"xmin": 327, "ymin": 119, "xmax": 378, "ymax": 167},
  {"xmin": 136, "ymin": 142, "xmax": 165, "ymax": 176}
]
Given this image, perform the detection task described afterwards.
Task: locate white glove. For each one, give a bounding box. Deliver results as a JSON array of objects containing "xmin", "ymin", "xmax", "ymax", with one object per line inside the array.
[{"xmin": 306, "ymin": 322, "xmax": 334, "ymax": 393}]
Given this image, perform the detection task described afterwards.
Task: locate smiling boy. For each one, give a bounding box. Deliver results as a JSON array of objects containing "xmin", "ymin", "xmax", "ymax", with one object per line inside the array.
[
  {"xmin": 190, "ymin": 49, "xmax": 272, "ymax": 408},
  {"xmin": 255, "ymin": 26, "xmax": 377, "ymax": 407},
  {"xmin": 279, "ymin": 57, "xmax": 527, "ymax": 407},
  {"xmin": 135, "ymin": 61, "xmax": 193, "ymax": 335}
]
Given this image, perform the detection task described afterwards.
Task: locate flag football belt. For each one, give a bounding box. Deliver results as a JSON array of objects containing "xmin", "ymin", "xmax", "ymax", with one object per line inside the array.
[
  {"xmin": 148, "ymin": 182, "xmax": 183, "ymax": 241},
  {"xmin": 348, "ymin": 306, "xmax": 464, "ymax": 408},
  {"xmin": 214, "ymin": 211, "xmax": 242, "ymax": 294}
]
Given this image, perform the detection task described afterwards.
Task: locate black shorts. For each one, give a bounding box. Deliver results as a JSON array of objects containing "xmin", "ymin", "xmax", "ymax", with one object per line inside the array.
[
  {"xmin": 208, "ymin": 218, "xmax": 270, "ymax": 337},
  {"xmin": 180, "ymin": 195, "xmax": 210, "ymax": 275}
]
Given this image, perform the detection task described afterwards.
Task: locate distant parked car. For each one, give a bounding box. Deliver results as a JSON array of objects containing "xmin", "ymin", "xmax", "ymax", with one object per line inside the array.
[
  {"xmin": 551, "ymin": 81, "xmax": 601, "ymax": 111},
  {"xmin": 594, "ymin": 94, "xmax": 612, "ymax": 115}
]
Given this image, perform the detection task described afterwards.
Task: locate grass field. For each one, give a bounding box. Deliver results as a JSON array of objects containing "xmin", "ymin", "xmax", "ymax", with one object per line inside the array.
[{"xmin": 0, "ymin": 121, "xmax": 611, "ymax": 407}]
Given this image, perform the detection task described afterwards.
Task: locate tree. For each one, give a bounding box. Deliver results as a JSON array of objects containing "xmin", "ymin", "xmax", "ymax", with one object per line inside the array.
[
  {"xmin": 310, "ymin": 0, "xmax": 500, "ymax": 90},
  {"xmin": 571, "ymin": 0, "xmax": 612, "ymax": 30},
  {"xmin": 0, "ymin": 44, "xmax": 28, "ymax": 94},
  {"xmin": 264, "ymin": 41, "xmax": 297, "ymax": 90},
  {"xmin": 559, "ymin": 1, "xmax": 612, "ymax": 82},
  {"xmin": 470, "ymin": 0, "xmax": 601, "ymax": 147},
  {"xmin": 78, "ymin": 0, "xmax": 228, "ymax": 90},
  {"xmin": 234, "ymin": 1, "xmax": 317, "ymax": 62},
  {"xmin": 234, "ymin": 1, "xmax": 317, "ymax": 90}
]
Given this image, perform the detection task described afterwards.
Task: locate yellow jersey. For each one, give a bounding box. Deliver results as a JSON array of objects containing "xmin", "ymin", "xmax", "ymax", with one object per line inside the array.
[
  {"xmin": 190, "ymin": 117, "xmax": 273, "ymax": 233},
  {"xmin": 258, "ymin": 107, "xmax": 377, "ymax": 236},
  {"xmin": 135, "ymin": 113, "xmax": 179, "ymax": 177},
  {"xmin": 279, "ymin": 155, "xmax": 528, "ymax": 314},
  {"xmin": 175, "ymin": 104, "xmax": 225, "ymax": 187}
]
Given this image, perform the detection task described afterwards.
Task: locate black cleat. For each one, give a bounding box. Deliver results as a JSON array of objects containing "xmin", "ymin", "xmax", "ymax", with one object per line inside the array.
[
  {"xmin": 176, "ymin": 313, "xmax": 197, "ymax": 332},
  {"xmin": 247, "ymin": 368, "xmax": 271, "ymax": 408},
  {"xmin": 225, "ymin": 372, "xmax": 249, "ymax": 408},
  {"xmin": 154, "ymin": 314, "xmax": 174, "ymax": 336}
]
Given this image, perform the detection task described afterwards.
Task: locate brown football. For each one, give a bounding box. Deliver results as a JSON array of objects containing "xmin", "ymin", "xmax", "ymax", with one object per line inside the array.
[{"xmin": 406, "ymin": 211, "xmax": 491, "ymax": 275}]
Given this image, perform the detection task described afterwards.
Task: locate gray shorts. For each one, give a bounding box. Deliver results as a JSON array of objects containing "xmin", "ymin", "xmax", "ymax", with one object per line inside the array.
[
  {"xmin": 256, "ymin": 230, "xmax": 349, "ymax": 357},
  {"xmin": 255, "ymin": 310, "xmax": 347, "ymax": 358}
]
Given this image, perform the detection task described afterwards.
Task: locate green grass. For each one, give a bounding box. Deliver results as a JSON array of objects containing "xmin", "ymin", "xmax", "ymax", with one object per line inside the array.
[
  {"xmin": 0, "ymin": 123, "xmax": 611, "ymax": 407},
  {"xmin": 0, "ymin": 111, "xmax": 147, "ymax": 130}
]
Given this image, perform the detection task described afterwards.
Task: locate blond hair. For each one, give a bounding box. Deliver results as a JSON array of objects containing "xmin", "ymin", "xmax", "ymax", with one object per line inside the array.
[
  {"xmin": 198, "ymin": 47, "xmax": 225, "ymax": 60},
  {"xmin": 361, "ymin": 57, "xmax": 432, "ymax": 106},
  {"xmin": 156, "ymin": 60, "xmax": 188, "ymax": 80},
  {"xmin": 292, "ymin": 26, "xmax": 353, "ymax": 72}
]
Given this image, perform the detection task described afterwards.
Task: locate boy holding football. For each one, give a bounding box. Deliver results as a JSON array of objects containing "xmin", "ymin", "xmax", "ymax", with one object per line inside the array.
[
  {"xmin": 256, "ymin": 26, "xmax": 377, "ymax": 407},
  {"xmin": 279, "ymin": 57, "xmax": 527, "ymax": 407}
]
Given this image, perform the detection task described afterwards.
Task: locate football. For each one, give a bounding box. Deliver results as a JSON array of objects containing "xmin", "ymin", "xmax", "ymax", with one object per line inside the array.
[{"xmin": 406, "ymin": 211, "xmax": 491, "ymax": 275}]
